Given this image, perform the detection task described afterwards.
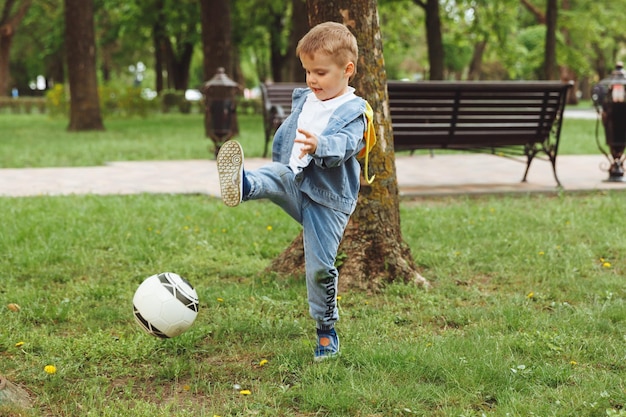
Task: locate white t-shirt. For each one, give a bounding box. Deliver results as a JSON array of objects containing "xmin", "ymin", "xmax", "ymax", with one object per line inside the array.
[{"xmin": 289, "ymin": 87, "xmax": 357, "ymax": 174}]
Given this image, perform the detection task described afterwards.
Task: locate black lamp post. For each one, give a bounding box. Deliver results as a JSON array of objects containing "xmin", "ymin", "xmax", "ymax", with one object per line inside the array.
[
  {"xmin": 592, "ymin": 62, "xmax": 626, "ymax": 182},
  {"xmin": 202, "ymin": 68, "xmax": 239, "ymax": 156}
]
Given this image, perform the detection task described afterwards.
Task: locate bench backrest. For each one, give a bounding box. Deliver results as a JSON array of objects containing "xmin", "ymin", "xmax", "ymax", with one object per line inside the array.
[
  {"xmin": 260, "ymin": 82, "xmax": 305, "ymax": 124},
  {"xmin": 387, "ymin": 81, "xmax": 571, "ymax": 150}
]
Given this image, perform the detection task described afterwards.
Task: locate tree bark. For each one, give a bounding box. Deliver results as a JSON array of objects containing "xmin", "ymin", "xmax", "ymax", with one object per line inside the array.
[
  {"xmin": 64, "ymin": 0, "xmax": 104, "ymax": 131},
  {"xmin": 287, "ymin": 0, "xmax": 309, "ymax": 82},
  {"xmin": 269, "ymin": 0, "xmax": 429, "ymax": 291},
  {"xmin": 543, "ymin": 0, "xmax": 557, "ymax": 80},
  {"xmin": 468, "ymin": 39, "xmax": 487, "ymax": 81},
  {"xmin": 0, "ymin": 0, "xmax": 32, "ymax": 97},
  {"xmin": 413, "ymin": 0, "xmax": 444, "ymax": 80},
  {"xmin": 200, "ymin": 0, "xmax": 233, "ymax": 82}
]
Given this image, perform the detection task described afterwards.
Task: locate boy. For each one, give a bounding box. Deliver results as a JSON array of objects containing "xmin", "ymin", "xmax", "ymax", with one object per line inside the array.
[{"xmin": 216, "ymin": 22, "xmax": 369, "ymax": 361}]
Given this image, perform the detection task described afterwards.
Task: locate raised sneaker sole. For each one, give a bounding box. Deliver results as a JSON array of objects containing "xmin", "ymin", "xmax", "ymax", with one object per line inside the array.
[{"xmin": 216, "ymin": 140, "xmax": 244, "ymax": 207}]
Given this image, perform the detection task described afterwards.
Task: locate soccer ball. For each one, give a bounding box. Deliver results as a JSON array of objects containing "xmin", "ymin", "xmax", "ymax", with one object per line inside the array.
[{"xmin": 133, "ymin": 272, "xmax": 199, "ymax": 338}]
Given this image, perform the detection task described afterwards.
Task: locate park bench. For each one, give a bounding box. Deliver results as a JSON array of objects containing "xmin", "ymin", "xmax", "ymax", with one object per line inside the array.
[
  {"xmin": 260, "ymin": 80, "xmax": 571, "ymax": 186},
  {"xmin": 387, "ymin": 80, "xmax": 572, "ymax": 186},
  {"xmin": 260, "ymin": 82, "xmax": 305, "ymax": 157}
]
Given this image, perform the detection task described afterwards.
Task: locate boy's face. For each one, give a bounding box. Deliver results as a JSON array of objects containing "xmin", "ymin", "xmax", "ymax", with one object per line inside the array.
[{"xmin": 300, "ymin": 52, "xmax": 355, "ymax": 101}]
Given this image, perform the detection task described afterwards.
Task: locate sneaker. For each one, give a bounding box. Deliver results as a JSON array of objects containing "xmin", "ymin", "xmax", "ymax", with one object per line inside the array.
[
  {"xmin": 216, "ymin": 140, "xmax": 244, "ymax": 207},
  {"xmin": 314, "ymin": 328, "xmax": 340, "ymax": 361}
]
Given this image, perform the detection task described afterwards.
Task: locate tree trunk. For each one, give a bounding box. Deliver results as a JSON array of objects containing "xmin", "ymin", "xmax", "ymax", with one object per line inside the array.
[
  {"xmin": 163, "ymin": 39, "xmax": 193, "ymax": 90},
  {"xmin": 0, "ymin": 0, "xmax": 32, "ymax": 97},
  {"xmin": 200, "ymin": 0, "xmax": 233, "ymax": 82},
  {"xmin": 414, "ymin": 0, "xmax": 444, "ymax": 80},
  {"xmin": 543, "ymin": 0, "xmax": 558, "ymax": 80},
  {"xmin": 269, "ymin": 0, "xmax": 429, "ymax": 291},
  {"xmin": 287, "ymin": 0, "xmax": 309, "ymax": 82},
  {"xmin": 269, "ymin": 12, "xmax": 287, "ymax": 82},
  {"xmin": 468, "ymin": 39, "xmax": 487, "ymax": 81},
  {"xmin": 64, "ymin": 0, "xmax": 104, "ymax": 131}
]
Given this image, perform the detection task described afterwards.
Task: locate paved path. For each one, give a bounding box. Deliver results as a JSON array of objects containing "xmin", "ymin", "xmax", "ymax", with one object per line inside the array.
[{"xmin": 1, "ymin": 154, "xmax": 625, "ymax": 198}]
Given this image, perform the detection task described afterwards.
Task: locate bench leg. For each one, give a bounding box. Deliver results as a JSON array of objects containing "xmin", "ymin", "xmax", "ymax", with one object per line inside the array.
[{"xmin": 522, "ymin": 146, "xmax": 561, "ymax": 187}]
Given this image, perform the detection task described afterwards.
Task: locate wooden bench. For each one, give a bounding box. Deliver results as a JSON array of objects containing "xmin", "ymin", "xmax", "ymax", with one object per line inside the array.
[
  {"xmin": 387, "ymin": 80, "xmax": 572, "ymax": 186},
  {"xmin": 260, "ymin": 82, "xmax": 305, "ymax": 157}
]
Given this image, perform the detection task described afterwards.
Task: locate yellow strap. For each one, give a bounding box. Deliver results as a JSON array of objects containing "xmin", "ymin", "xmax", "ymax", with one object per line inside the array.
[{"xmin": 361, "ymin": 102, "xmax": 376, "ymax": 184}]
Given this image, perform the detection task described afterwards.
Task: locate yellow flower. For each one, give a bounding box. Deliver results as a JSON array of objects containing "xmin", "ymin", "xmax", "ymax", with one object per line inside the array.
[
  {"xmin": 570, "ymin": 360, "xmax": 578, "ymax": 366},
  {"xmin": 259, "ymin": 359, "xmax": 268, "ymax": 367},
  {"xmin": 602, "ymin": 262, "xmax": 611, "ymax": 268},
  {"xmin": 538, "ymin": 251, "xmax": 545, "ymax": 256},
  {"xmin": 44, "ymin": 365, "xmax": 57, "ymax": 375},
  {"xmin": 336, "ymin": 295, "xmax": 342, "ymax": 301},
  {"xmin": 239, "ymin": 389, "xmax": 251, "ymax": 395},
  {"xmin": 217, "ymin": 297, "xmax": 224, "ymax": 303},
  {"xmin": 266, "ymin": 225, "xmax": 273, "ymax": 231},
  {"xmin": 15, "ymin": 341, "xmax": 24, "ymax": 348},
  {"xmin": 183, "ymin": 385, "xmax": 191, "ymax": 391}
]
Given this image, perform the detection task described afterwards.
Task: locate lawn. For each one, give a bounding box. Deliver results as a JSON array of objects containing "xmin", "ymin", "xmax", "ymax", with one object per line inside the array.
[
  {"xmin": 1, "ymin": 192, "xmax": 625, "ymax": 416},
  {"xmin": 1, "ymin": 111, "xmax": 625, "ymax": 416}
]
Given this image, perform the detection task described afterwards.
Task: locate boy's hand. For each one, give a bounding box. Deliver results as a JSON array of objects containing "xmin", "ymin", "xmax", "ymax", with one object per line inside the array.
[{"xmin": 294, "ymin": 128, "xmax": 318, "ymax": 158}]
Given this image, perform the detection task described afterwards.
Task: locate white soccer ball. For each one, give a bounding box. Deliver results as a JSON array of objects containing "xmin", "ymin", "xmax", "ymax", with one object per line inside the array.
[{"xmin": 133, "ymin": 272, "xmax": 199, "ymax": 338}]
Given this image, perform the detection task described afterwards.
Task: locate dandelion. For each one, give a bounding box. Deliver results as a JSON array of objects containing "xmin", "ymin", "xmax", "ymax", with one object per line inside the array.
[
  {"xmin": 217, "ymin": 297, "xmax": 224, "ymax": 303},
  {"xmin": 602, "ymin": 262, "xmax": 611, "ymax": 268},
  {"xmin": 336, "ymin": 295, "xmax": 342, "ymax": 301},
  {"xmin": 266, "ymin": 225, "xmax": 273, "ymax": 231},
  {"xmin": 44, "ymin": 365, "xmax": 57, "ymax": 375},
  {"xmin": 570, "ymin": 360, "xmax": 578, "ymax": 366},
  {"xmin": 239, "ymin": 389, "xmax": 251, "ymax": 395},
  {"xmin": 527, "ymin": 292, "xmax": 534, "ymax": 299},
  {"xmin": 15, "ymin": 341, "xmax": 24, "ymax": 348},
  {"xmin": 259, "ymin": 359, "xmax": 268, "ymax": 367},
  {"xmin": 538, "ymin": 251, "xmax": 545, "ymax": 256}
]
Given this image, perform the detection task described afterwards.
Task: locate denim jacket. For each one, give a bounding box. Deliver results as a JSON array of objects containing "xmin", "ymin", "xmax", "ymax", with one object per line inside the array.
[{"xmin": 272, "ymin": 87, "xmax": 367, "ymax": 215}]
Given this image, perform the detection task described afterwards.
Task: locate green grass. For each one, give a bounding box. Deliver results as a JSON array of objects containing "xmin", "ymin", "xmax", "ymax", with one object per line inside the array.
[
  {"xmin": 0, "ymin": 113, "xmax": 266, "ymax": 168},
  {"xmin": 1, "ymin": 192, "xmax": 626, "ymax": 416},
  {"xmin": 0, "ymin": 110, "xmax": 604, "ymax": 168}
]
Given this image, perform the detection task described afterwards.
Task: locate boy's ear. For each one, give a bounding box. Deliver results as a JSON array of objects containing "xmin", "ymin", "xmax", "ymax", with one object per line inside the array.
[{"xmin": 345, "ymin": 62, "xmax": 355, "ymax": 77}]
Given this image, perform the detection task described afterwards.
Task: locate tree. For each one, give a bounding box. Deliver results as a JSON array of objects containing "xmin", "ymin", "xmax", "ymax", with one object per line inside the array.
[
  {"xmin": 543, "ymin": 0, "xmax": 557, "ymax": 80},
  {"xmin": 287, "ymin": 0, "xmax": 308, "ymax": 82},
  {"xmin": 413, "ymin": 0, "xmax": 443, "ymax": 80},
  {"xmin": 270, "ymin": 0, "xmax": 428, "ymax": 291},
  {"xmin": 0, "ymin": 0, "xmax": 32, "ymax": 96},
  {"xmin": 200, "ymin": 0, "xmax": 233, "ymax": 80},
  {"xmin": 65, "ymin": 0, "xmax": 104, "ymax": 131}
]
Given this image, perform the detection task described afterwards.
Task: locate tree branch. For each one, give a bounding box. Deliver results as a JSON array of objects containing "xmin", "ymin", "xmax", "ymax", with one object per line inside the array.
[
  {"xmin": 519, "ymin": 0, "xmax": 545, "ymax": 24},
  {"xmin": 413, "ymin": 0, "xmax": 426, "ymax": 9}
]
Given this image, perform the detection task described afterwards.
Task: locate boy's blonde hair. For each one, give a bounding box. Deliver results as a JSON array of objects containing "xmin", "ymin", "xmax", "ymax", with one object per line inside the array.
[{"xmin": 296, "ymin": 22, "xmax": 358, "ymax": 77}]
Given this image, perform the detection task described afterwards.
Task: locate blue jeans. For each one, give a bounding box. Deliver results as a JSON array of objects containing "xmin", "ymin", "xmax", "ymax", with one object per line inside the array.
[{"xmin": 244, "ymin": 162, "xmax": 349, "ymax": 330}]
